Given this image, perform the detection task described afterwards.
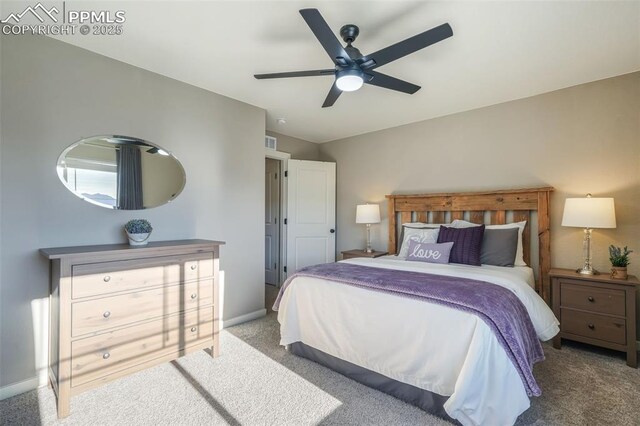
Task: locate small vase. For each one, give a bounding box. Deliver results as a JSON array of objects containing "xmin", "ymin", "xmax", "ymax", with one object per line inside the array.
[
  {"xmin": 610, "ymin": 266, "xmax": 628, "ymax": 280},
  {"xmin": 127, "ymin": 231, "xmax": 151, "ymax": 246}
]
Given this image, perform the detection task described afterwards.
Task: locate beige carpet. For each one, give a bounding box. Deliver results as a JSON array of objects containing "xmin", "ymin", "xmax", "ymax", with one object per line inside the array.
[{"xmin": 1, "ymin": 288, "xmax": 639, "ymax": 425}]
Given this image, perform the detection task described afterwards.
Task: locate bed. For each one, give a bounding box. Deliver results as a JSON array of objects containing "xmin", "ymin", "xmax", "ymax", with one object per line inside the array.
[{"xmin": 275, "ymin": 187, "xmax": 558, "ymax": 425}]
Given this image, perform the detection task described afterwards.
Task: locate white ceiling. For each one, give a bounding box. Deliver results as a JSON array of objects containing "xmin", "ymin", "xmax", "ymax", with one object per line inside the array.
[{"xmin": 47, "ymin": 1, "xmax": 640, "ymax": 142}]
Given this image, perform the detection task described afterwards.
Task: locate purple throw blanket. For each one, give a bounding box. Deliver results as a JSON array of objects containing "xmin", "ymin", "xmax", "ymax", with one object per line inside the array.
[{"xmin": 273, "ymin": 262, "xmax": 545, "ymax": 397}]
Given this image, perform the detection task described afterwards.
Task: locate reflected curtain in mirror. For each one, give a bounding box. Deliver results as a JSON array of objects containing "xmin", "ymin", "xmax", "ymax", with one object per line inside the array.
[
  {"xmin": 116, "ymin": 145, "xmax": 144, "ymax": 210},
  {"xmin": 57, "ymin": 135, "xmax": 186, "ymax": 210}
]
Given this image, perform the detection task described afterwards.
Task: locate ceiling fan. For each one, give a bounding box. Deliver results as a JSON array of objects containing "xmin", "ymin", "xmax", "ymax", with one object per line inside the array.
[{"xmin": 254, "ymin": 8, "xmax": 453, "ymax": 108}]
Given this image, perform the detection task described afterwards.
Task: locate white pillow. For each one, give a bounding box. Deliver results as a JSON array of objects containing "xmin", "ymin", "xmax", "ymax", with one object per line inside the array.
[
  {"xmin": 451, "ymin": 219, "xmax": 528, "ymax": 266},
  {"xmin": 398, "ymin": 227, "xmax": 440, "ymax": 258}
]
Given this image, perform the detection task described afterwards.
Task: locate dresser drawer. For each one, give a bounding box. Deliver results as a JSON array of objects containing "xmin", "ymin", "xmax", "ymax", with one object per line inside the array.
[
  {"xmin": 560, "ymin": 281, "xmax": 625, "ymax": 315},
  {"xmin": 561, "ymin": 308, "xmax": 626, "ymax": 344},
  {"xmin": 72, "ymin": 253, "xmax": 214, "ymax": 299},
  {"xmin": 71, "ymin": 279, "xmax": 213, "ymax": 337},
  {"xmin": 71, "ymin": 306, "xmax": 214, "ymax": 387}
]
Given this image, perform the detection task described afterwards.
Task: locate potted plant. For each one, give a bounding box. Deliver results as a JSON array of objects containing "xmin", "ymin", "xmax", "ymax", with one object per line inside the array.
[
  {"xmin": 608, "ymin": 245, "xmax": 633, "ymax": 280},
  {"xmin": 124, "ymin": 219, "xmax": 153, "ymax": 246}
]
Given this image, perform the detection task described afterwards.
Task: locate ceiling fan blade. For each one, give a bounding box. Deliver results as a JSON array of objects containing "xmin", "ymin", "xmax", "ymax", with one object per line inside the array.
[
  {"xmin": 322, "ymin": 81, "xmax": 342, "ymax": 108},
  {"xmin": 364, "ymin": 71, "xmax": 420, "ymax": 94},
  {"xmin": 300, "ymin": 9, "xmax": 352, "ymax": 66},
  {"xmin": 358, "ymin": 23, "xmax": 453, "ymax": 70},
  {"xmin": 254, "ymin": 69, "xmax": 335, "ymax": 79}
]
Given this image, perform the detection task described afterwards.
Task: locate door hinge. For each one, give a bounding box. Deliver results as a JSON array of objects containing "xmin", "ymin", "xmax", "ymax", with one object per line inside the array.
[
  {"xmin": 284, "ymin": 171, "xmax": 288, "ymax": 177},
  {"xmin": 284, "ymin": 218, "xmax": 287, "ymax": 225},
  {"xmin": 274, "ymin": 262, "xmax": 277, "ymax": 269},
  {"xmin": 284, "ymin": 266, "xmax": 287, "ymax": 273},
  {"xmin": 275, "ymin": 173, "xmax": 277, "ymax": 179}
]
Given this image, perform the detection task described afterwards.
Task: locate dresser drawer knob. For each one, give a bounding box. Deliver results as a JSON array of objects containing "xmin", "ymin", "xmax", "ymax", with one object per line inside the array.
[
  {"xmin": 103, "ymin": 311, "xmax": 111, "ymax": 318},
  {"xmin": 587, "ymin": 296, "xmax": 594, "ymax": 302},
  {"xmin": 191, "ymin": 265, "xmax": 197, "ymax": 270},
  {"xmin": 191, "ymin": 326, "xmax": 197, "ymax": 332},
  {"xmin": 191, "ymin": 293, "xmax": 197, "ymax": 299},
  {"xmin": 103, "ymin": 352, "xmax": 110, "ymax": 360},
  {"xmin": 588, "ymin": 324, "xmax": 595, "ymax": 330},
  {"xmin": 103, "ymin": 276, "xmax": 111, "ymax": 283}
]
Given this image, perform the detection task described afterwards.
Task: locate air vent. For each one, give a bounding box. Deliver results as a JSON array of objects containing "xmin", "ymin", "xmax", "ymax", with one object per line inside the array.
[{"xmin": 265, "ymin": 135, "xmax": 277, "ymax": 150}]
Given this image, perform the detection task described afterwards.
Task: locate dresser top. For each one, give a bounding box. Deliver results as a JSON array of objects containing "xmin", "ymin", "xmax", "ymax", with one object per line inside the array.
[{"xmin": 40, "ymin": 239, "xmax": 225, "ymax": 260}]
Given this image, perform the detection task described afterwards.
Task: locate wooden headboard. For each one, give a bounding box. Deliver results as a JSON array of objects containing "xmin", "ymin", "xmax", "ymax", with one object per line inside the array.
[{"xmin": 386, "ymin": 187, "xmax": 554, "ymax": 302}]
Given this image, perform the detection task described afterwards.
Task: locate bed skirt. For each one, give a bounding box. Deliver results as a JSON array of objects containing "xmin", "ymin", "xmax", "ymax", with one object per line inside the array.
[{"xmin": 288, "ymin": 342, "xmax": 459, "ymax": 424}]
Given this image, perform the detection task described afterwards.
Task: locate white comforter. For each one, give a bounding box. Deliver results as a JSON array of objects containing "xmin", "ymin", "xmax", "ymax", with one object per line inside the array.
[{"xmin": 276, "ymin": 256, "xmax": 559, "ymax": 426}]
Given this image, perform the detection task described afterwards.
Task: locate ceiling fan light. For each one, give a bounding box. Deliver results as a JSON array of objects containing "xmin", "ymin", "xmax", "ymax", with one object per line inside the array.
[{"xmin": 336, "ymin": 69, "xmax": 364, "ymax": 92}]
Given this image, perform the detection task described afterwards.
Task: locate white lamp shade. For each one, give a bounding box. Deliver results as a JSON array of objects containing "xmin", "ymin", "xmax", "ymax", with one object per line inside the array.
[
  {"xmin": 561, "ymin": 197, "xmax": 616, "ymax": 228},
  {"xmin": 356, "ymin": 204, "xmax": 381, "ymax": 224}
]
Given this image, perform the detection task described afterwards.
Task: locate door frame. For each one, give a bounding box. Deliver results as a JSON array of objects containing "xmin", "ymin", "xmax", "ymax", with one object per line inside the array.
[{"xmin": 265, "ymin": 148, "xmax": 290, "ymax": 287}]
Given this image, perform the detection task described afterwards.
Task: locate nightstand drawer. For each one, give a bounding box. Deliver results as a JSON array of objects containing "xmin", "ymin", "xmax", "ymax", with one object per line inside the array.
[
  {"xmin": 560, "ymin": 281, "xmax": 625, "ymax": 315},
  {"xmin": 561, "ymin": 308, "xmax": 626, "ymax": 344}
]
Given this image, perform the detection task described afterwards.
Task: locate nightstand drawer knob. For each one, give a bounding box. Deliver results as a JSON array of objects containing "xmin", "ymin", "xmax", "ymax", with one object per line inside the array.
[
  {"xmin": 191, "ymin": 264, "xmax": 197, "ymax": 270},
  {"xmin": 587, "ymin": 296, "xmax": 594, "ymax": 302},
  {"xmin": 103, "ymin": 276, "xmax": 111, "ymax": 282},
  {"xmin": 588, "ymin": 323, "xmax": 595, "ymax": 330},
  {"xmin": 191, "ymin": 293, "xmax": 197, "ymax": 299},
  {"xmin": 191, "ymin": 327, "xmax": 197, "ymax": 332},
  {"xmin": 103, "ymin": 311, "xmax": 111, "ymax": 318},
  {"xmin": 103, "ymin": 352, "xmax": 110, "ymax": 360}
]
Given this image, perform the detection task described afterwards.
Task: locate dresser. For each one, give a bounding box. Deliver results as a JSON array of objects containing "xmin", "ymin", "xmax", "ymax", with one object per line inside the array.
[
  {"xmin": 550, "ymin": 268, "xmax": 638, "ymax": 367},
  {"xmin": 40, "ymin": 239, "xmax": 224, "ymax": 418}
]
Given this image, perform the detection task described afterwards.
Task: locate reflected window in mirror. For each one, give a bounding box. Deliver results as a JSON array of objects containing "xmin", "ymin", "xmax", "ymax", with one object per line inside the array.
[{"xmin": 57, "ymin": 136, "xmax": 186, "ymax": 210}]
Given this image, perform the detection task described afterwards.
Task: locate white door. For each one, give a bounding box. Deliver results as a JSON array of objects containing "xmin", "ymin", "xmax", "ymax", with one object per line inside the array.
[
  {"xmin": 265, "ymin": 158, "xmax": 280, "ymax": 285},
  {"xmin": 286, "ymin": 160, "xmax": 336, "ymax": 275}
]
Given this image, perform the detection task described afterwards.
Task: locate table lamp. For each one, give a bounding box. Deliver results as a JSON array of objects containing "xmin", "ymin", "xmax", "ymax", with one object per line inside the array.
[
  {"xmin": 561, "ymin": 194, "xmax": 616, "ymax": 275},
  {"xmin": 356, "ymin": 204, "xmax": 381, "ymax": 253}
]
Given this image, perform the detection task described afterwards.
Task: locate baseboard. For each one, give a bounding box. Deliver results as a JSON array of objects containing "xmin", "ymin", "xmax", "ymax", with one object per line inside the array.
[
  {"xmin": 0, "ymin": 377, "xmax": 41, "ymax": 401},
  {"xmin": 221, "ymin": 308, "xmax": 267, "ymax": 329}
]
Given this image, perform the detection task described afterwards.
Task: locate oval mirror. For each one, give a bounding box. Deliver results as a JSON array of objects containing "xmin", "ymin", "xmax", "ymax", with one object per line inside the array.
[{"xmin": 57, "ymin": 135, "xmax": 186, "ymax": 210}]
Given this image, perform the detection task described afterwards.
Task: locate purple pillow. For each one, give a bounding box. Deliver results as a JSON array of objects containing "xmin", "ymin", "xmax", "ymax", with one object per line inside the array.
[
  {"xmin": 437, "ymin": 225, "xmax": 485, "ymax": 266},
  {"xmin": 406, "ymin": 241, "xmax": 454, "ymax": 264}
]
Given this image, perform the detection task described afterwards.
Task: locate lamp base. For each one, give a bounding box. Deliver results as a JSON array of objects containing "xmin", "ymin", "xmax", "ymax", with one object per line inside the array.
[
  {"xmin": 576, "ymin": 267, "xmax": 599, "ymax": 275},
  {"xmin": 576, "ymin": 228, "xmax": 599, "ymax": 275},
  {"xmin": 363, "ymin": 248, "xmax": 374, "ymax": 254}
]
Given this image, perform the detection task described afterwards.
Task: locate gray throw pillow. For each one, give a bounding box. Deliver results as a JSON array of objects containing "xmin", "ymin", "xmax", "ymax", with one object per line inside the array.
[
  {"xmin": 396, "ymin": 223, "xmax": 444, "ymax": 257},
  {"xmin": 480, "ymin": 228, "xmax": 519, "ymax": 267}
]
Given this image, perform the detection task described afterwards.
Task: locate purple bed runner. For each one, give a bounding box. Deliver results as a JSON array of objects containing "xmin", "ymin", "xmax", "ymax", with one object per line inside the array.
[{"xmin": 273, "ymin": 262, "xmax": 545, "ymax": 397}]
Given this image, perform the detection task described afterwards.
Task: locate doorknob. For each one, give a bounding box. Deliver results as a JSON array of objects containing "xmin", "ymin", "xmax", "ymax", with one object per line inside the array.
[{"xmin": 330, "ymin": 229, "xmax": 335, "ymax": 233}]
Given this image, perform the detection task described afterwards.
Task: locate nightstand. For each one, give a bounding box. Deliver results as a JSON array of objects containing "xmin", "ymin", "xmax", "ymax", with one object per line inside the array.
[
  {"xmin": 550, "ymin": 268, "xmax": 638, "ymax": 367},
  {"xmin": 341, "ymin": 249, "xmax": 388, "ymax": 260}
]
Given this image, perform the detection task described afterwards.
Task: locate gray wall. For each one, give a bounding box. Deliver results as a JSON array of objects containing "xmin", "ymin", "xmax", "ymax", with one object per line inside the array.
[
  {"xmin": 266, "ymin": 131, "xmax": 320, "ymax": 160},
  {"xmin": 319, "ymin": 72, "xmax": 640, "ymax": 336},
  {"xmin": 0, "ymin": 34, "xmax": 266, "ymax": 388}
]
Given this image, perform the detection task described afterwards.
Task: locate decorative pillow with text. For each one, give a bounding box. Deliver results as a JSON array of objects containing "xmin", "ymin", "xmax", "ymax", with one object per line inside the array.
[{"xmin": 406, "ymin": 240, "xmax": 454, "ymax": 264}]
